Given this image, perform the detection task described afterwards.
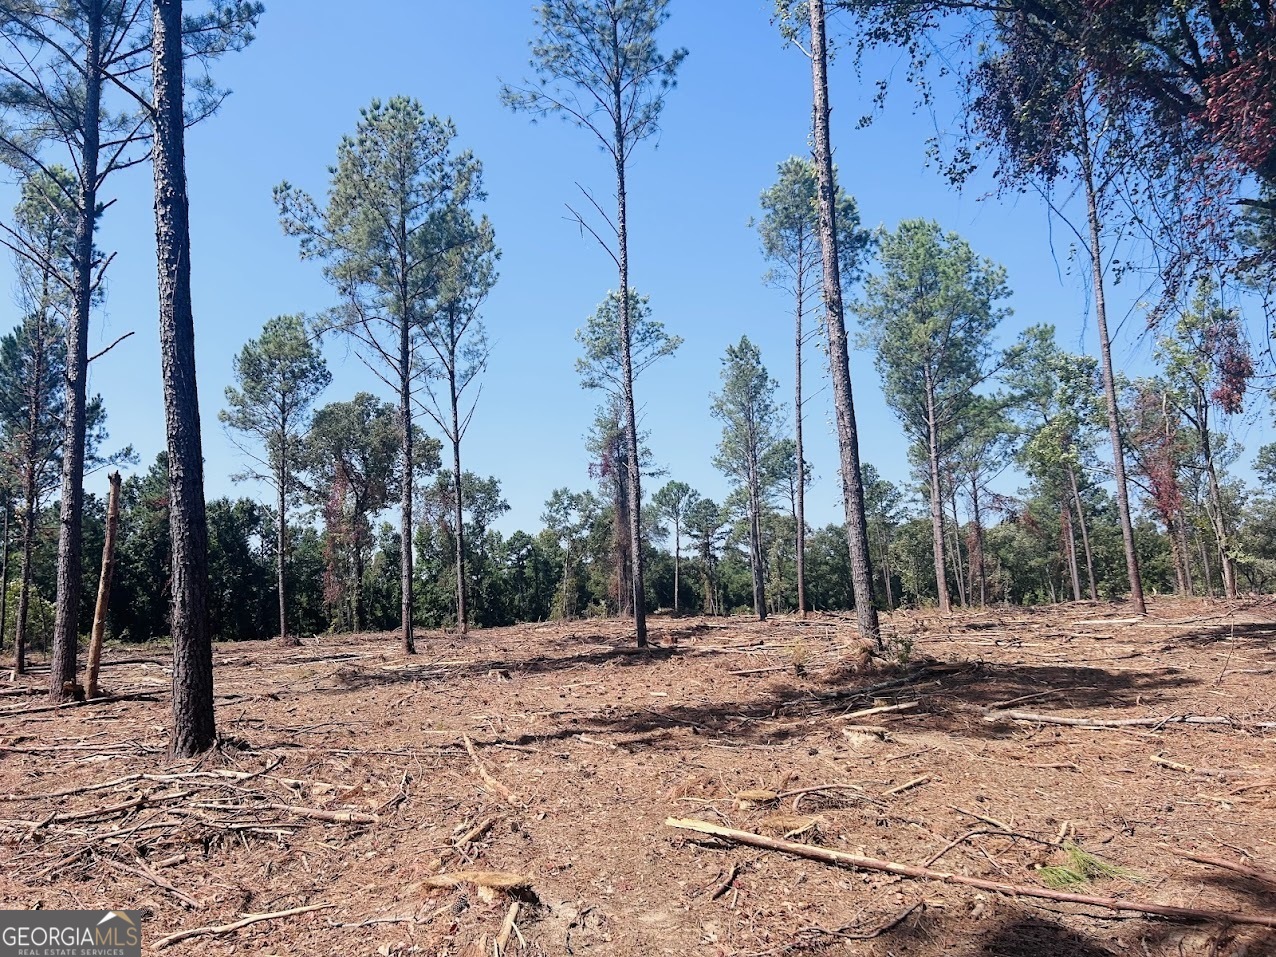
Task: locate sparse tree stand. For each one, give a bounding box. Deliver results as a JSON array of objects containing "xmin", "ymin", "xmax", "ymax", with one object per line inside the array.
[
  {"xmin": 755, "ymin": 158, "xmax": 867, "ymax": 619},
  {"xmin": 277, "ymin": 98, "xmax": 480, "ymax": 656},
  {"xmin": 712, "ymin": 337, "xmax": 785, "ymax": 621},
  {"xmin": 221, "ymin": 316, "xmax": 331, "ymax": 645},
  {"xmin": 1077, "ymin": 124, "xmax": 1145, "ymax": 615},
  {"xmin": 85, "ymin": 471, "xmax": 121, "ymax": 699},
  {"xmin": 503, "ymin": 0, "xmax": 687, "ymax": 648},
  {"xmin": 423, "ymin": 214, "xmax": 498, "ymax": 635},
  {"xmin": 153, "ymin": 0, "xmax": 216, "ymax": 757},
  {"xmin": 806, "ymin": 0, "xmax": 880, "ymax": 646}
]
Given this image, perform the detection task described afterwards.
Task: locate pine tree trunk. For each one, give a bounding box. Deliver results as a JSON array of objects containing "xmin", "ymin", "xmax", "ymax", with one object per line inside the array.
[
  {"xmin": 451, "ymin": 369, "xmax": 468, "ymax": 634},
  {"xmin": 49, "ymin": 0, "xmax": 102, "ymax": 699},
  {"xmin": 399, "ymin": 331, "xmax": 415, "ymax": 654},
  {"xmin": 923, "ymin": 370, "xmax": 951, "ymax": 613},
  {"xmin": 1199, "ymin": 423, "xmax": 1237, "ymax": 598},
  {"xmin": 154, "ymin": 0, "xmax": 215, "ymax": 757},
  {"xmin": 14, "ymin": 466, "xmax": 38, "ymax": 674},
  {"xmin": 880, "ymin": 529, "xmax": 895, "ymax": 611},
  {"xmin": 0, "ymin": 501, "xmax": 9, "ymax": 653},
  {"xmin": 969, "ymin": 475, "xmax": 987, "ymax": 606},
  {"xmin": 1077, "ymin": 120, "xmax": 1145, "ymax": 614},
  {"xmin": 749, "ymin": 466, "xmax": 767, "ymax": 621},
  {"xmin": 276, "ymin": 442, "xmax": 291, "ymax": 644},
  {"xmin": 1175, "ymin": 514, "xmax": 1194, "ymax": 595},
  {"xmin": 86, "ymin": 471, "xmax": 121, "ymax": 698},
  {"xmin": 1062, "ymin": 500, "xmax": 1082, "ymax": 602},
  {"xmin": 613, "ymin": 140, "xmax": 647, "ymax": 648},
  {"xmin": 672, "ymin": 521, "xmax": 680, "ymax": 614},
  {"xmin": 1065, "ymin": 464, "xmax": 1098, "ymax": 601},
  {"xmin": 794, "ymin": 277, "xmax": 807, "ymax": 618},
  {"xmin": 948, "ymin": 482, "xmax": 966, "ymax": 607},
  {"xmin": 352, "ymin": 529, "xmax": 366, "ymax": 631},
  {"xmin": 808, "ymin": 0, "xmax": 879, "ymax": 646},
  {"xmin": 1196, "ymin": 522, "xmax": 1215, "ymax": 597}
]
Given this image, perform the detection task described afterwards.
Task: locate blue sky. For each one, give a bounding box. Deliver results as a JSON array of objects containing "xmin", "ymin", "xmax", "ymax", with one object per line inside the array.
[{"xmin": 0, "ymin": 1, "xmax": 1267, "ymax": 534}]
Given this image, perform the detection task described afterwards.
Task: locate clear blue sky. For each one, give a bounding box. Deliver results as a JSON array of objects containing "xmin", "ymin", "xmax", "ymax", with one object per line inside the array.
[{"xmin": 0, "ymin": 1, "xmax": 1267, "ymax": 534}]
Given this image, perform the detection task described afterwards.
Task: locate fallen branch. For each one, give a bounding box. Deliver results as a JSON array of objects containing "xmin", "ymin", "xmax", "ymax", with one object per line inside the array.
[
  {"xmin": 950, "ymin": 806, "xmax": 1013, "ymax": 832},
  {"xmin": 664, "ymin": 818, "xmax": 1276, "ymax": 928},
  {"xmin": 495, "ymin": 901, "xmax": 520, "ymax": 955},
  {"xmin": 842, "ymin": 702, "xmax": 919, "ymax": 721},
  {"xmin": 710, "ymin": 861, "xmax": 743, "ymax": 900},
  {"xmin": 1163, "ymin": 847, "xmax": 1276, "ymax": 887},
  {"xmin": 984, "ymin": 710, "xmax": 1276, "ymax": 730},
  {"xmin": 266, "ymin": 804, "xmax": 379, "ymax": 825},
  {"xmin": 101, "ymin": 858, "xmax": 201, "ymax": 910},
  {"xmin": 151, "ymin": 903, "xmax": 333, "ymax": 950},
  {"xmin": 0, "ymin": 759, "xmax": 284, "ymax": 802},
  {"xmin": 0, "ymin": 691, "xmax": 159, "ymax": 719},
  {"xmin": 885, "ymin": 775, "xmax": 930, "ymax": 797},
  {"xmin": 462, "ymin": 734, "xmax": 523, "ymax": 807}
]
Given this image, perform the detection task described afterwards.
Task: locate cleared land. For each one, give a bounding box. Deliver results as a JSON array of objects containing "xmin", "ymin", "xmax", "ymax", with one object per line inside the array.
[{"xmin": 2, "ymin": 598, "xmax": 1276, "ymax": 956}]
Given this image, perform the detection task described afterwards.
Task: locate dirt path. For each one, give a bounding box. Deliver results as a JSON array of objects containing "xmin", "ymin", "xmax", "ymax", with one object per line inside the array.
[{"xmin": 2, "ymin": 598, "xmax": 1275, "ymax": 955}]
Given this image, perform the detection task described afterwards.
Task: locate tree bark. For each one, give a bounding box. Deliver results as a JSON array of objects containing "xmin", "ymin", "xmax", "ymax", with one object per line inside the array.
[
  {"xmin": 948, "ymin": 481, "xmax": 966, "ymax": 607},
  {"xmin": 451, "ymin": 370, "xmax": 468, "ymax": 634},
  {"xmin": 1196, "ymin": 520, "xmax": 1215, "ymax": 596},
  {"xmin": 969, "ymin": 475, "xmax": 987, "ymax": 606},
  {"xmin": 1077, "ymin": 118, "xmax": 1145, "ymax": 614},
  {"xmin": 1174, "ymin": 512, "xmax": 1194, "ymax": 595},
  {"xmin": 0, "ymin": 500, "xmax": 8, "ymax": 654},
  {"xmin": 276, "ymin": 414, "xmax": 293, "ymax": 645},
  {"xmin": 794, "ymin": 272, "xmax": 807, "ymax": 618},
  {"xmin": 1065, "ymin": 464, "xmax": 1098, "ymax": 600},
  {"xmin": 613, "ymin": 108, "xmax": 648, "ymax": 648},
  {"xmin": 86, "ymin": 471, "xmax": 121, "ymax": 698},
  {"xmin": 14, "ymin": 458, "xmax": 38, "ymax": 674},
  {"xmin": 748, "ymin": 449, "xmax": 767, "ymax": 621},
  {"xmin": 808, "ymin": 0, "xmax": 880, "ymax": 647},
  {"xmin": 672, "ymin": 517, "xmax": 680, "ymax": 614},
  {"xmin": 154, "ymin": 0, "xmax": 215, "ymax": 757},
  {"xmin": 879, "ymin": 529, "xmax": 895, "ymax": 611},
  {"xmin": 1199, "ymin": 421, "xmax": 1237, "ymax": 598},
  {"xmin": 1062, "ymin": 500, "xmax": 1082, "ymax": 602},
  {"xmin": 923, "ymin": 370, "xmax": 951, "ymax": 613},
  {"xmin": 398, "ymin": 269, "xmax": 415, "ymax": 655},
  {"xmin": 49, "ymin": 0, "xmax": 102, "ymax": 700}
]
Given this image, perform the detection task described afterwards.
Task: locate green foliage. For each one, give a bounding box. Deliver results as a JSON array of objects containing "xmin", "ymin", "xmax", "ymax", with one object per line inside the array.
[
  {"xmin": 501, "ymin": 0, "xmax": 687, "ymax": 162},
  {"xmin": 711, "ymin": 337, "xmax": 786, "ymax": 490},
  {"xmin": 755, "ymin": 156, "xmax": 870, "ymax": 297},
  {"xmin": 857, "ymin": 219, "xmax": 1012, "ymax": 453},
  {"xmin": 5, "ymin": 580, "xmax": 53, "ymax": 652},
  {"xmin": 575, "ymin": 290, "xmax": 681, "ymax": 396},
  {"xmin": 221, "ymin": 314, "xmax": 331, "ymax": 493}
]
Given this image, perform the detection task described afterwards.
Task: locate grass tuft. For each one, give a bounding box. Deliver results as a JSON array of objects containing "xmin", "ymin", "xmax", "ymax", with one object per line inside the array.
[{"xmin": 1037, "ymin": 844, "xmax": 1139, "ymax": 889}]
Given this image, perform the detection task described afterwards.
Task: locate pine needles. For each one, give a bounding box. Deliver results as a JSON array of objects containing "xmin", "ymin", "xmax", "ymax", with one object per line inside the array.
[{"xmin": 1037, "ymin": 844, "xmax": 1139, "ymax": 889}]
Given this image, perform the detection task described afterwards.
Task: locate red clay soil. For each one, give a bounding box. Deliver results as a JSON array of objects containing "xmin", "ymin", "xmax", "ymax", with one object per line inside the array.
[{"xmin": 2, "ymin": 597, "xmax": 1276, "ymax": 956}]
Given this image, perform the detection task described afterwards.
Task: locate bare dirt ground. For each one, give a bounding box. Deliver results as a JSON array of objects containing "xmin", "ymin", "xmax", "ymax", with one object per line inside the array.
[{"xmin": 3, "ymin": 597, "xmax": 1276, "ymax": 956}]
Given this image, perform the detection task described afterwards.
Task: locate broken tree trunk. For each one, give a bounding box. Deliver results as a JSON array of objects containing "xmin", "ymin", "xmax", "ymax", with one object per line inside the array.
[
  {"xmin": 86, "ymin": 471, "xmax": 122, "ymax": 699},
  {"xmin": 664, "ymin": 818, "xmax": 1276, "ymax": 928}
]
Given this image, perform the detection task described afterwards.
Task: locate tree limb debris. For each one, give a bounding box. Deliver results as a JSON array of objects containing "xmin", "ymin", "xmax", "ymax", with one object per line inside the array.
[
  {"xmin": 462, "ymin": 734, "xmax": 524, "ymax": 807},
  {"xmin": 664, "ymin": 818, "xmax": 1276, "ymax": 927},
  {"xmin": 1162, "ymin": 846, "xmax": 1276, "ymax": 886},
  {"xmin": 151, "ymin": 903, "xmax": 333, "ymax": 950},
  {"xmin": 984, "ymin": 710, "xmax": 1276, "ymax": 731}
]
